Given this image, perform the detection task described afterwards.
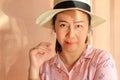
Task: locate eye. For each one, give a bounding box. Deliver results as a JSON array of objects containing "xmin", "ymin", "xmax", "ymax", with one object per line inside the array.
[
  {"xmin": 59, "ymin": 22, "xmax": 69, "ymax": 28},
  {"xmin": 60, "ymin": 24, "xmax": 66, "ymax": 27},
  {"xmin": 76, "ymin": 24, "xmax": 83, "ymax": 28}
]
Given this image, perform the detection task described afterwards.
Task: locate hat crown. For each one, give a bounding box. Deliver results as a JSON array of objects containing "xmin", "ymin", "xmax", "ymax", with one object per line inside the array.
[
  {"xmin": 54, "ymin": 0, "xmax": 91, "ymax": 7},
  {"xmin": 36, "ymin": 0, "xmax": 105, "ymax": 28}
]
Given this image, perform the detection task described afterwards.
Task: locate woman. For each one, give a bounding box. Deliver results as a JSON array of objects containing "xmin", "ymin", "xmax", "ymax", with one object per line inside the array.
[{"xmin": 29, "ymin": 0, "xmax": 118, "ymax": 80}]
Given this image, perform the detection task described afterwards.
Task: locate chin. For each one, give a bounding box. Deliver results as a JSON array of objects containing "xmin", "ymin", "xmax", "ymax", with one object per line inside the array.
[{"xmin": 64, "ymin": 46, "xmax": 78, "ymax": 52}]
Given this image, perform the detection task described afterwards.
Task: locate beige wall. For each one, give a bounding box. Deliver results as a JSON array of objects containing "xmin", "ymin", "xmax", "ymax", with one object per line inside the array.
[
  {"xmin": 0, "ymin": 0, "xmax": 55, "ymax": 80},
  {"xmin": 0, "ymin": 0, "xmax": 119, "ymax": 80}
]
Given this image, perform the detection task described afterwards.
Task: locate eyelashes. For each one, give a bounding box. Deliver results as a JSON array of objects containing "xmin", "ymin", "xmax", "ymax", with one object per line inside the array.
[{"xmin": 59, "ymin": 23, "xmax": 83, "ymax": 29}]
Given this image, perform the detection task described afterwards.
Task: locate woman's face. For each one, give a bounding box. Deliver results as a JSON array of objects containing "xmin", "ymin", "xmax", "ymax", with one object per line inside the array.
[{"xmin": 54, "ymin": 10, "xmax": 89, "ymax": 53}]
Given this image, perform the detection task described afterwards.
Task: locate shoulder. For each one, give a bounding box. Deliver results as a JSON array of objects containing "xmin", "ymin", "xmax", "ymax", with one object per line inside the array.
[
  {"xmin": 88, "ymin": 46, "xmax": 116, "ymax": 69},
  {"xmin": 85, "ymin": 45, "xmax": 115, "ymax": 65},
  {"xmin": 91, "ymin": 47, "xmax": 113, "ymax": 63},
  {"xmin": 85, "ymin": 45, "xmax": 113, "ymax": 61},
  {"xmin": 89, "ymin": 46, "xmax": 118, "ymax": 79}
]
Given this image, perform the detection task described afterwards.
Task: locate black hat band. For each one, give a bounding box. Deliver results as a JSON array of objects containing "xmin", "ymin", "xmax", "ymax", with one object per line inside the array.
[{"xmin": 54, "ymin": 1, "xmax": 91, "ymax": 12}]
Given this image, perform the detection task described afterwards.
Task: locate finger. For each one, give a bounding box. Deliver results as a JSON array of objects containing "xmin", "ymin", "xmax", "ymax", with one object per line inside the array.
[
  {"xmin": 29, "ymin": 46, "xmax": 51, "ymax": 57},
  {"xmin": 37, "ymin": 52, "xmax": 45, "ymax": 55},
  {"xmin": 37, "ymin": 47, "xmax": 51, "ymax": 55},
  {"xmin": 29, "ymin": 42, "xmax": 52, "ymax": 57},
  {"xmin": 36, "ymin": 42, "xmax": 52, "ymax": 48},
  {"xmin": 29, "ymin": 47, "xmax": 37, "ymax": 54},
  {"xmin": 36, "ymin": 42, "xmax": 52, "ymax": 53}
]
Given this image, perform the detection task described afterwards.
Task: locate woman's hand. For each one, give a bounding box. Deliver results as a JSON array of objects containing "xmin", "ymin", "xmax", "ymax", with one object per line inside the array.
[{"xmin": 29, "ymin": 42, "xmax": 52, "ymax": 80}]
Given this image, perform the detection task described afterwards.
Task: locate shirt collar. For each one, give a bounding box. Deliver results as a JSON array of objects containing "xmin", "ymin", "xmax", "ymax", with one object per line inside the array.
[
  {"xmin": 81, "ymin": 44, "xmax": 94, "ymax": 59},
  {"xmin": 51, "ymin": 45, "xmax": 94, "ymax": 67}
]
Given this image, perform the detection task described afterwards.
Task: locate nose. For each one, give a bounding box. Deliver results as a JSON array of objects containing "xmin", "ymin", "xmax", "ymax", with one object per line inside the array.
[{"xmin": 66, "ymin": 26, "xmax": 75, "ymax": 38}]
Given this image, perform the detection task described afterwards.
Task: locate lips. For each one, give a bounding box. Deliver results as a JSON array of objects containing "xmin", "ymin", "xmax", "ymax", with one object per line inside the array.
[{"xmin": 65, "ymin": 41, "xmax": 77, "ymax": 45}]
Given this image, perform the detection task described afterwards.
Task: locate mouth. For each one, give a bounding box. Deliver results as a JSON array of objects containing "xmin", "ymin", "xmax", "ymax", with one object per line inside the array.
[{"xmin": 65, "ymin": 41, "xmax": 77, "ymax": 45}]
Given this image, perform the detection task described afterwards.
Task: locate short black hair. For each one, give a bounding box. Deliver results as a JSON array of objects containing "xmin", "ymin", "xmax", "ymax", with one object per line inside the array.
[{"xmin": 52, "ymin": 11, "xmax": 91, "ymax": 53}]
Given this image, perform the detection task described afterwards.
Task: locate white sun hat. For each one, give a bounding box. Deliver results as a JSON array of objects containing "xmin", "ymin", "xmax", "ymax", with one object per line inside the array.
[{"xmin": 36, "ymin": 0, "xmax": 106, "ymax": 28}]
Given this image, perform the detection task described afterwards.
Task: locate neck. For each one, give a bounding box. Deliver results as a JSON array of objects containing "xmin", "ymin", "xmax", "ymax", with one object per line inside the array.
[{"xmin": 59, "ymin": 44, "xmax": 87, "ymax": 72}]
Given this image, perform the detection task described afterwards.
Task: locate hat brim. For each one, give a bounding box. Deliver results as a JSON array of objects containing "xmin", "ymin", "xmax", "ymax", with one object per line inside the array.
[{"xmin": 36, "ymin": 8, "xmax": 106, "ymax": 28}]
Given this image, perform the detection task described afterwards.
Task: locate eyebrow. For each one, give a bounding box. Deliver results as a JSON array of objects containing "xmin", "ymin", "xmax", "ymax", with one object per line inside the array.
[{"xmin": 58, "ymin": 20, "xmax": 68, "ymax": 23}]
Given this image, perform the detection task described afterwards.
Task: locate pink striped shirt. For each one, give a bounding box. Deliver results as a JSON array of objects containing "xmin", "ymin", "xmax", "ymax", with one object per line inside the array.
[{"xmin": 39, "ymin": 45, "xmax": 118, "ymax": 80}]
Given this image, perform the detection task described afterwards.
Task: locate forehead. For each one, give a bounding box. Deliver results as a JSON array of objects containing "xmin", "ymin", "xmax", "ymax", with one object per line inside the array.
[{"xmin": 56, "ymin": 10, "xmax": 88, "ymax": 21}]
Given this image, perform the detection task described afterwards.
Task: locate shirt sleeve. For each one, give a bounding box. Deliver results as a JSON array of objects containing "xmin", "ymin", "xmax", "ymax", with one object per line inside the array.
[{"xmin": 93, "ymin": 52, "xmax": 118, "ymax": 80}]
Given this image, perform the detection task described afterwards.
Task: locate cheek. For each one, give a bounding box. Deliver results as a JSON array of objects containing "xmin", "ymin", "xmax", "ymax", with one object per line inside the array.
[
  {"xmin": 56, "ymin": 30, "xmax": 65, "ymax": 42},
  {"xmin": 78, "ymin": 31, "xmax": 88, "ymax": 41}
]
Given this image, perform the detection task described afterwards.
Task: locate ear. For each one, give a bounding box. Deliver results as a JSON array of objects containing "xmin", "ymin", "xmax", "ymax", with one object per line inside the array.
[
  {"xmin": 53, "ymin": 29, "xmax": 56, "ymax": 33},
  {"xmin": 87, "ymin": 29, "xmax": 93, "ymax": 44},
  {"xmin": 87, "ymin": 27, "xmax": 92, "ymax": 35},
  {"xmin": 53, "ymin": 26, "xmax": 56, "ymax": 33}
]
